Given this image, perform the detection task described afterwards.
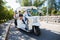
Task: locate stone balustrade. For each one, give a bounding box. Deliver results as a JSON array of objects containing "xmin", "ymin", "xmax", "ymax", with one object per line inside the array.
[{"xmin": 40, "ymin": 16, "xmax": 60, "ymax": 23}]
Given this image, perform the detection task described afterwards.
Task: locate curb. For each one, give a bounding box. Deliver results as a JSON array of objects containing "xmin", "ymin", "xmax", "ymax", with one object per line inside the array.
[{"xmin": 2, "ymin": 22, "xmax": 12, "ymax": 40}]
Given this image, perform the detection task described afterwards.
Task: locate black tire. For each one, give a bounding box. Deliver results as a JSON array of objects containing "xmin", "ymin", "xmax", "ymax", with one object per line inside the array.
[
  {"xmin": 14, "ymin": 19, "xmax": 17, "ymax": 28},
  {"xmin": 33, "ymin": 26, "xmax": 40, "ymax": 36}
]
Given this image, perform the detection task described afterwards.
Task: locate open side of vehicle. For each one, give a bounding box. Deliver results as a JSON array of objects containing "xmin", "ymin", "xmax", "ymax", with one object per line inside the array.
[{"xmin": 16, "ymin": 16, "xmax": 40, "ymax": 36}]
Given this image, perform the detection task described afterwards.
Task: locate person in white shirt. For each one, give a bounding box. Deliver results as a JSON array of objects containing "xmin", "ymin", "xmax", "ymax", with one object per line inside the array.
[
  {"xmin": 17, "ymin": 14, "xmax": 26, "ymax": 29},
  {"xmin": 23, "ymin": 10, "xmax": 31, "ymax": 21},
  {"xmin": 23, "ymin": 10, "xmax": 32, "ymax": 30},
  {"xmin": 14, "ymin": 10, "xmax": 21, "ymax": 28}
]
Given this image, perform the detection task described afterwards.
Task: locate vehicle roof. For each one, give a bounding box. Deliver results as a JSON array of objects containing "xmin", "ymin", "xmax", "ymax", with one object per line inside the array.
[{"xmin": 16, "ymin": 6, "xmax": 37, "ymax": 12}]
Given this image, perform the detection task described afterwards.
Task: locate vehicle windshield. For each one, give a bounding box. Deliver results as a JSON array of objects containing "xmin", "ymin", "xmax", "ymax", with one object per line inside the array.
[{"xmin": 31, "ymin": 9, "xmax": 39, "ymax": 16}]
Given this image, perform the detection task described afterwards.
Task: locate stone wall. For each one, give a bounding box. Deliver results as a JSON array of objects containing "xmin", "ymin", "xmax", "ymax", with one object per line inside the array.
[{"xmin": 40, "ymin": 16, "xmax": 60, "ymax": 23}]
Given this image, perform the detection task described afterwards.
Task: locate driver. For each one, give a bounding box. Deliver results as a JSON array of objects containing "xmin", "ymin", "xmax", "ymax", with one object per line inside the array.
[
  {"xmin": 23, "ymin": 10, "xmax": 32, "ymax": 30},
  {"xmin": 17, "ymin": 14, "xmax": 26, "ymax": 29}
]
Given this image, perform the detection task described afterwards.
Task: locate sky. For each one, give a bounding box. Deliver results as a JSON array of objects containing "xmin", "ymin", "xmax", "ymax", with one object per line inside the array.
[
  {"xmin": 5, "ymin": 0, "xmax": 48, "ymax": 10},
  {"xmin": 5, "ymin": 0, "xmax": 21, "ymax": 10},
  {"xmin": 5, "ymin": 0, "xmax": 59, "ymax": 10},
  {"xmin": 5, "ymin": 0, "xmax": 36, "ymax": 10}
]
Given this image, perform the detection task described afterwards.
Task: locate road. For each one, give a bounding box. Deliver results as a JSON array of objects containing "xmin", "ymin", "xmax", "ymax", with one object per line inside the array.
[{"xmin": 8, "ymin": 21, "xmax": 60, "ymax": 40}]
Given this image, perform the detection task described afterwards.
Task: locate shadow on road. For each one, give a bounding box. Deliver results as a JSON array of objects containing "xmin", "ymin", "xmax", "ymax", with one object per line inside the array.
[
  {"xmin": 8, "ymin": 25, "xmax": 60, "ymax": 40},
  {"xmin": 18, "ymin": 28, "xmax": 60, "ymax": 40}
]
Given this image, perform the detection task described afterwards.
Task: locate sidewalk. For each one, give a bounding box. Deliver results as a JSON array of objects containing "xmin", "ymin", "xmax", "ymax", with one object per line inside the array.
[
  {"xmin": 0, "ymin": 20, "xmax": 12, "ymax": 40},
  {"xmin": 40, "ymin": 21, "xmax": 60, "ymax": 34}
]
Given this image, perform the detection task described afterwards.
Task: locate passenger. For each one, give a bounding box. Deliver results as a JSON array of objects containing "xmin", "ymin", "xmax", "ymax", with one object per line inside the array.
[
  {"xmin": 23, "ymin": 10, "xmax": 32, "ymax": 21},
  {"xmin": 14, "ymin": 10, "xmax": 19, "ymax": 28},
  {"xmin": 23, "ymin": 10, "xmax": 32, "ymax": 30}
]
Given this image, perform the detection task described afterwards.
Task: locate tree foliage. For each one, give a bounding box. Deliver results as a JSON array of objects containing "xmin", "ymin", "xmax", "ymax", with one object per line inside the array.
[
  {"xmin": 51, "ymin": 9, "xmax": 57, "ymax": 15},
  {"xmin": 48, "ymin": 0, "xmax": 60, "ymax": 15},
  {"xmin": 33, "ymin": 0, "xmax": 46, "ymax": 7},
  {"xmin": 41, "ymin": 7, "xmax": 47, "ymax": 15},
  {"xmin": 21, "ymin": 0, "xmax": 45, "ymax": 7},
  {"xmin": 0, "ymin": 0, "xmax": 13, "ymax": 23},
  {"xmin": 57, "ymin": 11, "xmax": 60, "ymax": 15},
  {"xmin": 22, "ymin": 0, "xmax": 32, "ymax": 6}
]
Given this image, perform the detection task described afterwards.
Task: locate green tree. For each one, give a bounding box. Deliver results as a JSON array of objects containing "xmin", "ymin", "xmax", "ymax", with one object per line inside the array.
[
  {"xmin": 0, "ymin": 0, "xmax": 13, "ymax": 23},
  {"xmin": 20, "ymin": 0, "xmax": 45, "ymax": 7},
  {"xmin": 33, "ymin": 0, "xmax": 46, "ymax": 7},
  {"xmin": 8, "ymin": 9, "xmax": 14, "ymax": 20},
  {"xmin": 0, "ymin": 0, "xmax": 4, "ymax": 5},
  {"xmin": 51, "ymin": 9, "xmax": 57, "ymax": 15},
  {"xmin": 57, "ymin": 11, "xmax": 60, "ymax": 15},
  {"xmin": 21, "ymin": 0, "xmax": 32, "ymax": 6},
  {"xmin": 55, "ymin": 0, "xmax": 60, "ymax": 11},
  {"xmin": 48, "ymin": 0, "xmax": 59, "ymax": 15},
  {"xmin": 41, "ymin": 7, "xmax": 47, "ymax": 15},
  {"xmin": 0, "ymin": 0, "xmax": 5, "ymax": 20}
]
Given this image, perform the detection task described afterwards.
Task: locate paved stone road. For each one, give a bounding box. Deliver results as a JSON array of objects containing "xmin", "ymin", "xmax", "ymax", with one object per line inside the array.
[
  {"xmin": 0, "ymin": 20, "xmax": 12, "ymax": 40},
  {"xmin": 8, "ymin": 21, "xmax": 60, "ymax": 40}
]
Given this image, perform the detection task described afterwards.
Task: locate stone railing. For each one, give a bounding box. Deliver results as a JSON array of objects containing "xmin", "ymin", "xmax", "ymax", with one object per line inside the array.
[{"xmin": 40, "ymin": 16, "xmax": 60, "ymax": 23}]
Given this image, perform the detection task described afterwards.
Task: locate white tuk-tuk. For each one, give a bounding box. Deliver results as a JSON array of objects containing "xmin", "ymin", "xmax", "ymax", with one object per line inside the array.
[{"xmin": 16, "ymin": 6, "xmax": 40, "ymax": 36}]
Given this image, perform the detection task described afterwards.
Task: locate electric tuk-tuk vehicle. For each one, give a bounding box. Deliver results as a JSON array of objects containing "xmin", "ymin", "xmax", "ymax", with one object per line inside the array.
[{"xmin": 15, "ymin": 6, "xmax": 40, "ymax": 36}]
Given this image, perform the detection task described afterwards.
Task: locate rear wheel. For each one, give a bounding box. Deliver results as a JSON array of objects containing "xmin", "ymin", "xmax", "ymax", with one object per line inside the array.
[{"xmin": 33, "ymin": 26, "xmax": 40, "ymax": 36}]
